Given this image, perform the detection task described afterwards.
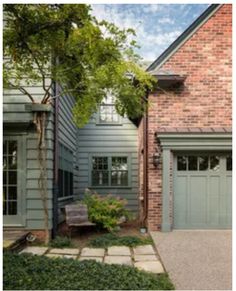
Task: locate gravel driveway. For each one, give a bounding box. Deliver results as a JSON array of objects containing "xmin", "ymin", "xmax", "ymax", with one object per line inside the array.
[{"xmin": 151, "ymin": 230, "xmax": 232, "ymax": 290}]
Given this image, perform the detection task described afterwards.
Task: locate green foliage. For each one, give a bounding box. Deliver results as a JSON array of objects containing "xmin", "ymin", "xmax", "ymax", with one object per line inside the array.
[
  {"xmin": 3, "ymin": 252, "xmax": 174, "ymax": 290},
  {"xmin": 83, "ymin": 191, "xmax": 131, "ymax": 232},
  {"xmin": 89, "ymin": 233, "xmax": 153, "ymax": 248},
  {"xmin": 49, "ymin": 236, "xmax": 73, "ymax": 248},
  {"xmin": 3, "ymin": 4, "xmax": 156, "ymax": 127}
]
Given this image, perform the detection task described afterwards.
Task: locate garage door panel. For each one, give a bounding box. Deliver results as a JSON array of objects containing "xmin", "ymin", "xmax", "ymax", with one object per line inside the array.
[
  {"xmin": 189, "ymin": 176, "xmax": 207, "ymax": 226},
  {"xmin": 174, "ymin": 176, "xmax": 188, "ymax": 227},
  {"xmin": 223, "ymin": 175, "xmax": 232, "ymax": 226},
  {"xmin": 208, "ymin": 176, "xmax": 220, "ymax": 226},
  {"xmin": 174, "ymin": 153, "xmax": 232, "ymax": 229}
]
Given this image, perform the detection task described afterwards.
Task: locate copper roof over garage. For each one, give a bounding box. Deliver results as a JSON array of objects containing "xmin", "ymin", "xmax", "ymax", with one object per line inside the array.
[{"xmin": 156, "ymin": 127, "xmax": 232, "ymax": 134}]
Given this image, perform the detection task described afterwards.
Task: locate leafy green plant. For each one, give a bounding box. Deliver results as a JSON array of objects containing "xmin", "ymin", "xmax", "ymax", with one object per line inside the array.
[
  {"xmin": 3, "ymin": 252, "xmax": 175, "ymax": 290},
  {"xmin": 83, "ymin": 191, "xmax": 131, "ymax": 232},
  {"xmin": 89, "ymin": 233, "xmax": 153, "ymax": 248},
  {"xmin": 49, "ymin": 236, "xmax": 73, "ymax": 248}
]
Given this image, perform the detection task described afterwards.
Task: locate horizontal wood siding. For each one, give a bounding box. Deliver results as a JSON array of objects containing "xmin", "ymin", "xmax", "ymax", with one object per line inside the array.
[
  {"xmin": 57, "ymin": 93, "xmax": 79, "ymax": 222},
  {"xmin": 3, "ymin": 79, "xmax": 54, "ymax": 230},
  {"xmin": 77, "ymin": 113, "xmax": 139, "ymax": 213}
]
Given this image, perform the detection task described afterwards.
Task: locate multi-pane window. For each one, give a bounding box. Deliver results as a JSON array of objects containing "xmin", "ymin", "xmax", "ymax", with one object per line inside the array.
[
  {"xmin": 91, "ymin": 156, "xmax": 129, "ymax": 187},
  {"xmin": 92, "ymin": 157, "xmax": 109, "ymax": 186},
  {"xmin": 58, "ymin": 144, "xmax": 74, "ymax": 198},
  {"xmin": 99, "ymin": 95, "xmax": 119, "ymax": 124},
  {"xmin": 111, "ymin": 157, "xmax": 128, "ymax": 186},
  {"xmin": 177, "ymin": 154, "xmax": 231, "ymax": 171},
  {"xmin": 3, "ymin": 140, "xmax": 18, "ymax": 215}
]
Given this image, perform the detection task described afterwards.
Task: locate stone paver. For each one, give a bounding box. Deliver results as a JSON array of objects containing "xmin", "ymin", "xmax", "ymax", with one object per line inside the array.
[
  {"xmin": 134, "ymin": 254, "xmax": 157, "ymax": 262},
  {"xmin": 20, "ymin": 246, "xmax": 48, "ymax": 256},
  {"xmin": 134, "ymin": 261, "xmax": 164, "ymax": 274},
  {"xmin": 104, "ymin": 256, "xmax": 132, "ymax": 266},
  {"xmin": 46, "ymin": 254, "xmax": 64, "ymax": 258},
  {"xmin": 19, "ymin": 243, "xmax": 164, "ymax": 275},
  {"xmin": 133, "ymin": 245, "xmax": 155, "ymax": 255},
  {"xmin": 151, "ymin": 230, "xmax": 232, "ymax": 290},
  {"xmin": 49, "ymin": 248, "xmax": 80, "ymax": 255},
  {"xmin": 64, "ymin": 255, "xmax": 77, "ymax": 259},
  {"xmin": 79, "ymin": 256, "xmax": 103, "ymax": 263},
  {"xmin": 81, "ymin": 247, "xmax": 105, "ymax": 257},
  {"xmin": 107, "ymin": 246, "xmax": 131, "ymax": 256}
]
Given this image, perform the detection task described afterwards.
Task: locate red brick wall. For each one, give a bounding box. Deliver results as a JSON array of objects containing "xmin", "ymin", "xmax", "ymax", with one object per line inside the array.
[{"xmin": 146, "ymin": 4, "xmax": 232, "ymax": 230}]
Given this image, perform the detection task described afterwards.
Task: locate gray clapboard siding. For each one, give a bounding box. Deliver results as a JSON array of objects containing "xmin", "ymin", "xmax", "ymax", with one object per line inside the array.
[
  {"xmin": 27, "ymin": 210, "xmax": 53, "ymax": 220},
  {"xmin": 57, "ymin": 92, "xmax": 79, "ymax": 218},
  {"xmin": 77, "ymin": 112, "xmax": 139, "ymax": 213},
  {"xmin": 26, "ymin": 220, "xmax": 53, "ymax": 229},
  {"xmin": 3, "ymin": 72, "xmax": 55, "ymax": 230}
]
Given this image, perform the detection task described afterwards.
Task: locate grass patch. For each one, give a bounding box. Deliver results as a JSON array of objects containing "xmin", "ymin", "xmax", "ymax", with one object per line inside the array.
[
  {"xmin": 49, "ymin": 236, "xmax": 73, "ymax": 248},
  {"xmin": 89, "ymin": 233, "xmax": 153, "ymax": 248},
  {"xmin": 3, "ymin": 252, "xmax": 174, "ymax": 290}
]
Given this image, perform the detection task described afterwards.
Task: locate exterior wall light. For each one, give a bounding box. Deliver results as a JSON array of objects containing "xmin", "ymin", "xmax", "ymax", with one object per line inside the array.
[{"xmin": 153, "ymin": 151, "xmax": 160, "ymax": 168}]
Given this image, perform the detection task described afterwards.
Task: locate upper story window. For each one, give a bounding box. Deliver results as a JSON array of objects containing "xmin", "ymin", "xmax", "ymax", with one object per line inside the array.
[{"xmin": 98, "ymin": 95, "xmax": 120, "ymax": 124}]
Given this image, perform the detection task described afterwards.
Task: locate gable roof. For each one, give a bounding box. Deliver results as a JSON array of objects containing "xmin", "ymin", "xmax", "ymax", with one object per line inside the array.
[{"xmin": 147, "ymin": 4, "xmax": 222, "ymax": 72}]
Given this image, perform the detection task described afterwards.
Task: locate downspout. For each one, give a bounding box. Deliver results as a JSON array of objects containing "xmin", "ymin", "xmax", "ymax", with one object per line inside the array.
[
  {"xmin": 52, "ymin": 81, "xmax": 59, "ymax": 239},
  {"xmin": 142, "ymin": 93, "xmax": 149, "ymax": 228}
]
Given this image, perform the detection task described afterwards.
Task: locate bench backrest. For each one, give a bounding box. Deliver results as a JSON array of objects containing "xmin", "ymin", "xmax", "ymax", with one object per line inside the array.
[{"xmin": 65, "ymin": 204, "xmax": 89, "ymax": 225}]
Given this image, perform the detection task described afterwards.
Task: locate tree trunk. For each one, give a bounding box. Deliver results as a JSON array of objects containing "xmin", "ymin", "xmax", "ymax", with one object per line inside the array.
[{"xmin": 34, "ymin": 111, "xmax": 50, "ymax": 245}]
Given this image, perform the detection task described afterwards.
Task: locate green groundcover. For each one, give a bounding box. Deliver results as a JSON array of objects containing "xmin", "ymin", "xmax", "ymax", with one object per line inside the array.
[{"xmin": 3, "ymin": 252, "xmax": 174, "ymax": 290}]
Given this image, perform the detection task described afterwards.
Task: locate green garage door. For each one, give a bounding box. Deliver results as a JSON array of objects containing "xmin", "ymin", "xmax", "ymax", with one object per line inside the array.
[{"xmin": 174, "ymin": 153, "xmax": 232, "ymax": 229}]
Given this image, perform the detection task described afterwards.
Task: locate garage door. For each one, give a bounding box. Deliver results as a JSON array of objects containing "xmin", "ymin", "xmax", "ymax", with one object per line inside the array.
[{"xmin": 174, "ymin": 153, "xmax": 232, "ymax": 229}]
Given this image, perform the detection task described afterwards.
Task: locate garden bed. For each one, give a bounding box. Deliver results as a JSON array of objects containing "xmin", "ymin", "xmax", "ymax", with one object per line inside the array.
[
  {"xmin": 3, "ymin": 252, "xmax": 174, "ymax": 290},
  {"xmin": 57, "ymin": 219, "xmax": 151, "ymax": 248}
]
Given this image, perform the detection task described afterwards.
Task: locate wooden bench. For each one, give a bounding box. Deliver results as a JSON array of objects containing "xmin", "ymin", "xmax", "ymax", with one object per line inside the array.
[{"xmin": 65, "ymin": 204, "xmax": 95, "ymax": 236}]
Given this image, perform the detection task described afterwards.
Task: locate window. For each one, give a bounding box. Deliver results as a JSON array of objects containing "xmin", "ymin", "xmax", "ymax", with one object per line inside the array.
[
  {"xmin": 210, "ymin": 156, "xmax": 220, "ymax": 171},
  {"xmin": 91, "ymin": 156, "xmax": 129, "ymax": 187},
  {"xmin": 226, "ymin": 155, "xmax": 232, "ymax": 171},
  {"xmin": 188, "ymin": 156, "xmax": 198, "ymax": 171},
  {"xmin": 92, "ymin": 157, "xmax": 109, "ymax": 186},
  {"xmin": 58, "ymin": 144, "xmax": 74, "ymax": 198},
  {"xmin": 98, "ymin": 95, "xmax": 119, "ymax": 124},
  {"xmin": 199, "ymin": 156, "xmax": 208, "ymax": 171},
  {"xmin": 177, "ymin": 155, "xmax": 221, "ymax": 171},
  {"xmin": 111, "ymin": 157, "xmax": 128, "ymax": 186},
  {"xmin": 177, "ymin": 156, "xmax": 187, "ymax": 170},
  {"xmin": 3, "ymin": 140, "xmax": 18, "ymax": 215}
]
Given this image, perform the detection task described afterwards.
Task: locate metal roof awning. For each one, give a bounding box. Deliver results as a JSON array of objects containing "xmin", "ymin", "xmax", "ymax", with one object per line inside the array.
[{"xmin": 149, "ymin": 69, "xmax": 187, "ymax": 87}]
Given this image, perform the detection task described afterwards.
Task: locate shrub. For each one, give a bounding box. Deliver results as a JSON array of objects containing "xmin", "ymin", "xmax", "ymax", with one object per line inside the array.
[
  {"xmin": 3, "ymin": 252, "xmax": 175, "ymax": 290},
  {"xmin": 89, "ymin": 233, "xmax": 153, "ymax": 248},
  {"xmin": 49, "ymin": 236, "xmax": 73, "ymax": 248},
  {"xmin": 83, "ymin": 190, "xmax": 131, "ymax": 232}
]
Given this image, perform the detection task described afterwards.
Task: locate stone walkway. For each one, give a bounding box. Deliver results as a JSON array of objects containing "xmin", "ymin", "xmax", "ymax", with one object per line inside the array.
[{"xmin": 20, "ymin": 244, "xmax": 164, "ymax": 274}]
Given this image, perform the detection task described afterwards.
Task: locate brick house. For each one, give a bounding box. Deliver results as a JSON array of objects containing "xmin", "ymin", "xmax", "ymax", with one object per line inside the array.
[
  {"xmin": 3, "ymin": 4, "xmax": 232, "ymax": 239},
  {"xmin": 138, "ymin": 4, "xmax": 232, "ymax": 231}
]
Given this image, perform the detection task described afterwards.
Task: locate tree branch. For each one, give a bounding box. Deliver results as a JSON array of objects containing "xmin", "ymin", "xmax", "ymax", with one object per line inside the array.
[
  {"xmin": 41, "ymin": 80, "xmax": 53, "ymax": 104},
  {"xmin": 48, "ymin": 88, "xmax": 79, "ymax": 101},
  {"xmin": 7, "ymin": 81, "xmax": 35, "ymax": 103}
]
